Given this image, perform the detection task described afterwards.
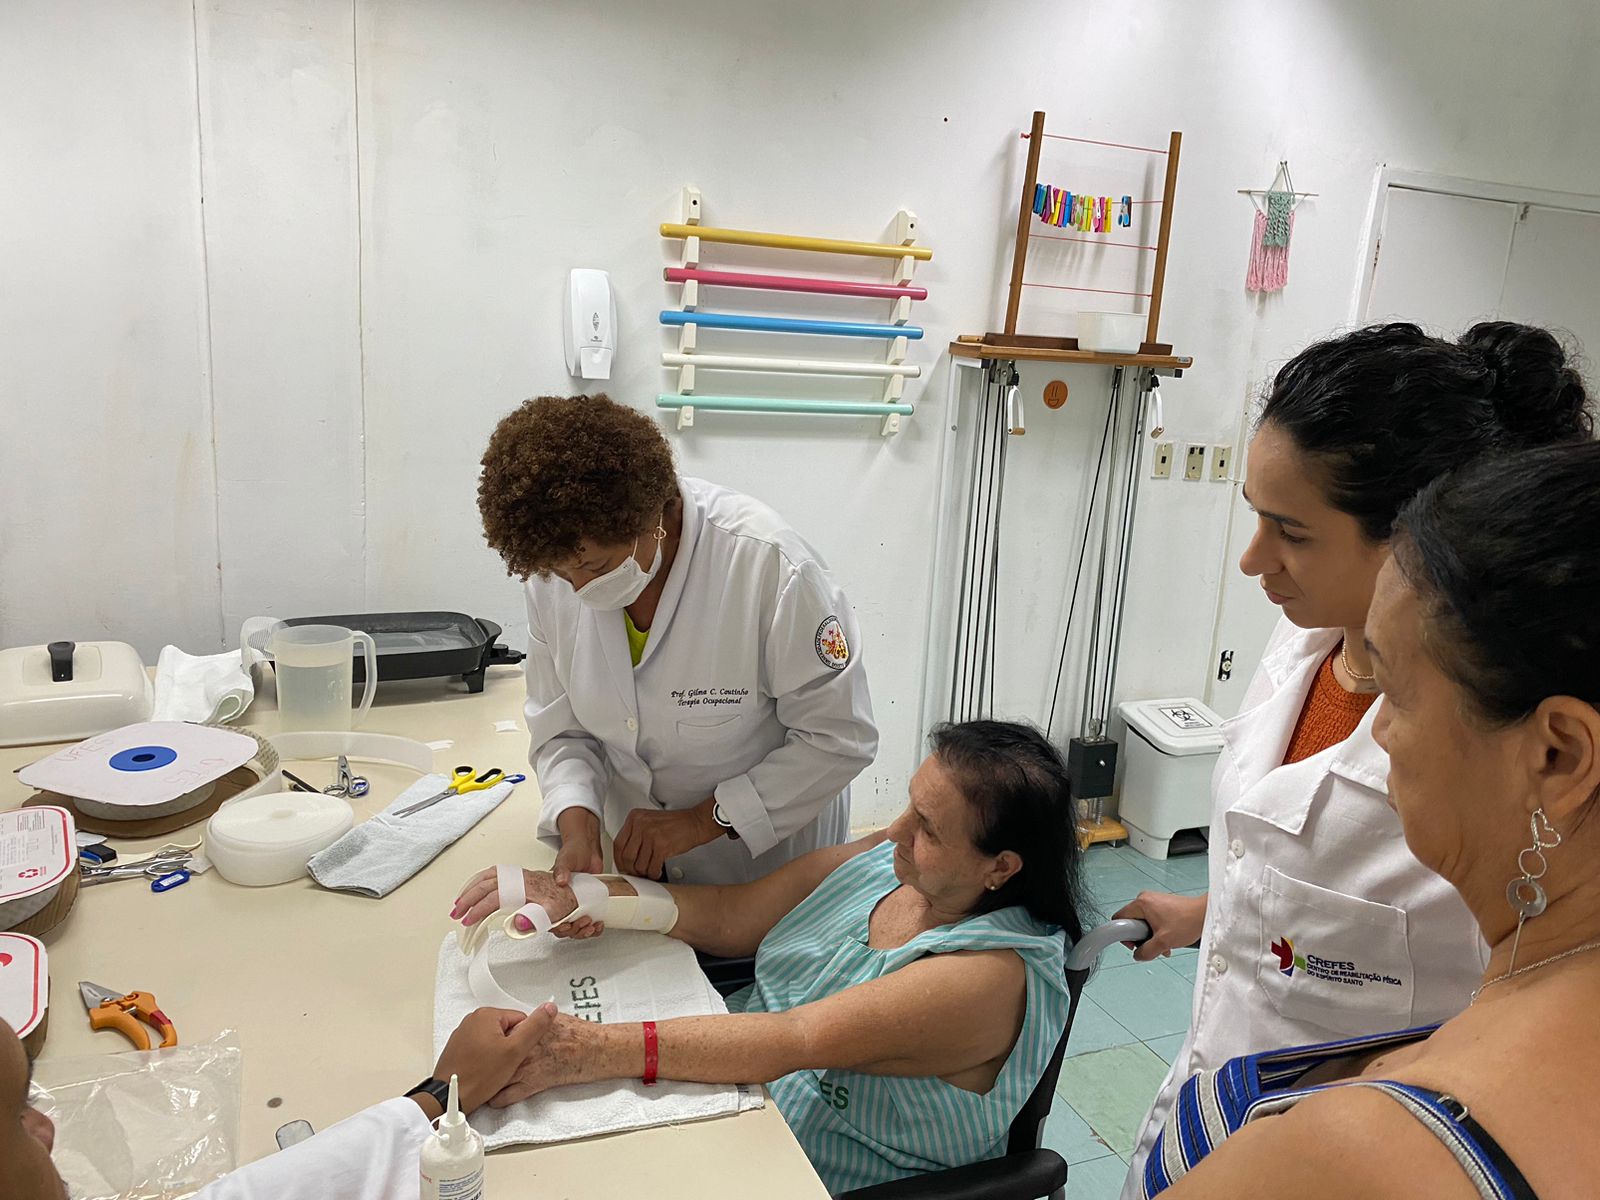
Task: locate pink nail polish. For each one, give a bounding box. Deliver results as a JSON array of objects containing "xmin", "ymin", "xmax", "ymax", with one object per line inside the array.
[{"xmin": 514, "ymin": 915, "xmax": 531, "ymax": 931}]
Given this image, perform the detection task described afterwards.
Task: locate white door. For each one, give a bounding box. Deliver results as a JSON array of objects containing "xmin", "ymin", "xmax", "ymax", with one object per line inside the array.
[{"xmin": 1206, "ymin": 180, "xmax": 1600, "ymax": 716}]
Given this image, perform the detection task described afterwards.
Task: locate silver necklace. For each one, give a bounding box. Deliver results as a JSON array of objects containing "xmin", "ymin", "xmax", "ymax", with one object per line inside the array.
[{"xmin": 1470, "ymin": 937, "xmax": 1600, "ymax": 1003}]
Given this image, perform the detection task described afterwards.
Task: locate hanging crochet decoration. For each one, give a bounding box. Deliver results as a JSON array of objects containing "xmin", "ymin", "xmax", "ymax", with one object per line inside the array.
[{"xmin": 1245, "ymin": 160, "xmax": 1305, "ymax": 293}]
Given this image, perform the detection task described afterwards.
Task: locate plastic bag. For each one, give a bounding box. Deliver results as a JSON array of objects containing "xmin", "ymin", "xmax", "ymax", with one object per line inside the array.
[{"xmin": 27, "ymin": 1031, "xmax": 242, "ymax": 1200}]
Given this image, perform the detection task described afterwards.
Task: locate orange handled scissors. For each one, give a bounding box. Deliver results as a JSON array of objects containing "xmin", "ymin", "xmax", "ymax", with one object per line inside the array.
[{"xmin": 79, "ymin": 981, "xmax": 178, "ymax": 1050}]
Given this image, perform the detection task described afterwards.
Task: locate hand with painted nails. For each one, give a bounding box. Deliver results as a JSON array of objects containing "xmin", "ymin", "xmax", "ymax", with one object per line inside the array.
[{"xmin": 451, "ymin": 868, "xmax": 605, "ymax": 940}]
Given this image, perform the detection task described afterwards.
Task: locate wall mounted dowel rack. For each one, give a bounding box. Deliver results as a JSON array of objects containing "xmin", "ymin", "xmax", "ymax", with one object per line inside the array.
[{"xmin": 661, "ymin": 187, "xmax": 931, "ymax": 434}]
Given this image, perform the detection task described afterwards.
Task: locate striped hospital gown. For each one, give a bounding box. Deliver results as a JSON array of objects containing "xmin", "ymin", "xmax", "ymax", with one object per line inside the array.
[{"xmin": 729, "ymin": 840, "xmax": 1072, "ymax": 1194}]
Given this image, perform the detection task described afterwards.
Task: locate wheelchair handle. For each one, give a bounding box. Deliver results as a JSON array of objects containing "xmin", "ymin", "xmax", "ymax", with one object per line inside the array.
[{"xmin": 1065, "ymin": 918, "xmax": 1152, "ymax": 971}]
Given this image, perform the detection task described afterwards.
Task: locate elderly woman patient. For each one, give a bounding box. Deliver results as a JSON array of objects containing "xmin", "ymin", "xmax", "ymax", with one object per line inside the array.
[
  {"xmin": 1138, "ymin": 442, "xmax": 1600, "ymax": 1200},
  {"xmin": 454, "ymin": 720, "xmax": 1089, "ymax": 1193}
]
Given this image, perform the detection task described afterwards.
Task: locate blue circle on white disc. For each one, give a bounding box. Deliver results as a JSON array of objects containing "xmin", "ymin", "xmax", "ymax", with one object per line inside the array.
[{"xmin": 110, "ymin": 745, "xmax": 178, "ymax": 772}]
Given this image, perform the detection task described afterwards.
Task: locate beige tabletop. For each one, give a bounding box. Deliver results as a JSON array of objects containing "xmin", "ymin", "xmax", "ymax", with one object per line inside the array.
[{"xmin": 2, "ymin": 667, "xmax": 828, "ymax": 1198}]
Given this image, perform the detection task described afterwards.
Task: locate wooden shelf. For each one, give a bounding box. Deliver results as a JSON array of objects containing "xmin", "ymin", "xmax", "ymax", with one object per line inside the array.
[{"xmin": 950, "ymin": 339, "xmax": 1193, "ymax": 370}]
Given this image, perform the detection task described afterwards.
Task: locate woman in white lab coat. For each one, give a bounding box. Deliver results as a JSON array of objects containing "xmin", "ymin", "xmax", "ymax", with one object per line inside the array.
[
  {"xmin": 1117, "ymin": 322, "xmax": 1594, "ymax": 1197},
  {"xmin": 478, "ymin": 394, "xmax": 877, "ymax": 890}
]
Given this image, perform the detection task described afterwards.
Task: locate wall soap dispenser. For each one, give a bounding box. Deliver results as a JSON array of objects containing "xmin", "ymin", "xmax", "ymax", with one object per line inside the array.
[{"xmin": 563, "ymin": 268, "xmax": 616, "ymax": 380}]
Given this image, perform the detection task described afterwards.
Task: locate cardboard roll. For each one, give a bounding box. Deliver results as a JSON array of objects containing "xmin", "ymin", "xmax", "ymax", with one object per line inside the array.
[
  {"xmin": 0, "ymin": 932, "xmax": 50, "ymax": 1058},
  {"xmin": 0, "ymin": 806, "xmax": 80, "ymax": 935},
  {"xmin": 22, "ymin": 725, "xmax": 282, "ymax": 836},
  {"xmin": 0, "ymin": 869, "xmax": 79, "ymax": 938}
]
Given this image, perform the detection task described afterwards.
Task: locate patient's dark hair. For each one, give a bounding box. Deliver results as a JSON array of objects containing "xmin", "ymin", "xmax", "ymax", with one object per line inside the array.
[
  {"xmin": 1261, "ymin": 321, "xmax": 1591, "ymax": 542},
  {"xmin": 1393, "ymin": 441, "xmax": 1600, "ymax": 727},
  {"xmin": 929, "ymin": 720, "xmax": 1087, "ymax": 942}
]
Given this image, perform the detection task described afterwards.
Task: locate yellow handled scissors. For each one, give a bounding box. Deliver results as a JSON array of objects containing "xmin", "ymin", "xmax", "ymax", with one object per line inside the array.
[{"xmin": 395, "ymin": 765, "xmax": 523, "ymax": 818}]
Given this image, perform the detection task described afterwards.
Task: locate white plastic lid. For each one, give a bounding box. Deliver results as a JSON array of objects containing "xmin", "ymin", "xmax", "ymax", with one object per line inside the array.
[
  {"xmin": 0, "ymin": 933, "xmax": 48, "ymax": 1037},
  {"xmin": 1118, "ymin": 697, "xmax": 1226, "ymax": 756},
  {"xmin": 206, "ymin": 790, "xmax": 353, "ymax": 886}
]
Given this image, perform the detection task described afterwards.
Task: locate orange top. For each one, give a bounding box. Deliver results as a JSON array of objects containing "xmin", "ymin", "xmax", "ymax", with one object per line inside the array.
[{"xmin": 1282, "ymin": 648, "xmax": 1378, "ymax": 765}]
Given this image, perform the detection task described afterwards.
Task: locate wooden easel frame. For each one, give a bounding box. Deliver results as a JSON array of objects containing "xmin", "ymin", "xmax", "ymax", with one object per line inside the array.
[{"xmin": 991, "ymin": 110, "xmax": 1183, "ymax": 356}]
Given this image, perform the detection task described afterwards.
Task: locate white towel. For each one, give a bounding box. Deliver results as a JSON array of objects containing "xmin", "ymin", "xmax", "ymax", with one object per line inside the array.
[
  {"xmin": 150, "ymin": 647, "xmax": 255, "ymax": 724},
  {"xmin": 306, "ymin": 773, "xmax": 514, "ymax": 898},
  {"xmin": 433, "ymin": 928, "xmax": 762, "ymax": 1148}
]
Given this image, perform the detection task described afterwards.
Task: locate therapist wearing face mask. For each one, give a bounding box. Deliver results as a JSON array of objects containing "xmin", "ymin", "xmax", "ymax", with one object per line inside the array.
[
  {"xmin": 1116, "ymin": 322, "xmax": 1594, "ymax": 1198},
  {"xmin": 477, "ymin": 394, "xmax": 877, "ymax": 892}
]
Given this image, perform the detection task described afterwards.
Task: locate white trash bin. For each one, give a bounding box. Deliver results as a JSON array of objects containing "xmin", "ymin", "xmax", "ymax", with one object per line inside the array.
[{"xmin": 1116, "ymin": 697, "xmax": 1224, "ymax": 861}]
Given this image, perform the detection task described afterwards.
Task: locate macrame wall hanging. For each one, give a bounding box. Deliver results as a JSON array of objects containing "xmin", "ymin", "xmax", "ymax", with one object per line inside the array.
[{"xmin": 1243, "ymin": 161, "xmax": 1313, "ymax": 293}]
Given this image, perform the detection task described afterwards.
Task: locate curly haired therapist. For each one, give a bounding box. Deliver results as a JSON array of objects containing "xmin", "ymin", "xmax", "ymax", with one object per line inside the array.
[{"xmin": 478, "ymin": 394, "xmax": 877, "ymax": 893}]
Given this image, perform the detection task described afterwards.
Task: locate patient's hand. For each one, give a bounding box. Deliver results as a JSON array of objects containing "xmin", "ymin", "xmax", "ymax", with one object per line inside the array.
[
  {"xmin": 489, "ymin": 1013, "xmax": 595, "ymax": 1106},
  {"xmin": 452, "ymin": 867, "xmax": 579, "ymax": 932}
]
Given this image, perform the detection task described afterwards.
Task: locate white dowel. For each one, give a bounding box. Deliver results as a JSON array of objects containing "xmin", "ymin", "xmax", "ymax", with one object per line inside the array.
[{"xmin": 661, "ymin": 352, "xmax": 921, "ymax": 378}]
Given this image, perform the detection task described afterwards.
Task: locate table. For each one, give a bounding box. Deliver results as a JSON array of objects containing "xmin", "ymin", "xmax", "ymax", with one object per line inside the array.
[{"xmin": 1, "ymin": 666, "xmax": 829, "ymax": 1198}]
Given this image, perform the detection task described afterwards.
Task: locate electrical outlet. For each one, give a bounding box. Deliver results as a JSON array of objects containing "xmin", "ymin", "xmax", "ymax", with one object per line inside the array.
[
  {"xmin": 1185, "ymin": 444, "xmax": 1206, "ymax": 481},
  {"xmin": 1152, "ymin": 441, "xmax": 1174, "ymax": 479},
  {"xmin": 1211, "ymin": 443, "xmax": 1232, "ymax": 482}
]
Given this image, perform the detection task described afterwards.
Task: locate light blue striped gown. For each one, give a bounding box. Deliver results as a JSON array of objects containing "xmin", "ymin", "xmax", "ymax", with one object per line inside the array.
[{"xmin": 729, "ymin": 841, "xmax": 1072, "ymax": 1194}]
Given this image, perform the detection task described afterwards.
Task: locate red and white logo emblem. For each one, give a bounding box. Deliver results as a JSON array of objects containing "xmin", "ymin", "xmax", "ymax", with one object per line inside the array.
[{"xmin": 815, "ymin": 616, "xmax": 850, "ymax": 671}]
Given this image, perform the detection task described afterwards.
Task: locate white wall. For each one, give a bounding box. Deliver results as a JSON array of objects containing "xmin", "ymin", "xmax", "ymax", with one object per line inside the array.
[{"xmin": 5, "ymin": 0, "xmax": 1599, "ymax": 824}]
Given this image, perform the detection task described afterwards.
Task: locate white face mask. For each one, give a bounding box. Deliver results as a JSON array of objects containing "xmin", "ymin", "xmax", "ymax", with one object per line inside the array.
[{"xmin": 574, "ymin": 523, "xmax": 665, "ymax": 611}]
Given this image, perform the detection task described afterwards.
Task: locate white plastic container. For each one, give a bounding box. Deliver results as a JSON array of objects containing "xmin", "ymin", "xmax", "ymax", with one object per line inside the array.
[
  {"xmin": 1077, "ymin": 311, "xmax": 1145, "ymax": 354},
  {"xmin": 420, "ymin": 1075, "xmax": 485, "ymax": 1200},
  {"xmin": 1116, "ymin": 697, "xmax": 1225, "ymax": 861},
  {"xmin": 0, "ymin": 640, "xmax": 154, "ymax": 747},
  {"xmin": 206, "ymin": 790, "xmax": 353, "ymax": 886}
]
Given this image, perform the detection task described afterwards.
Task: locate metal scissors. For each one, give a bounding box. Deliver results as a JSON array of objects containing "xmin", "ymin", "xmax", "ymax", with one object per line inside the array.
[
  {"xmin": 79, "ymin": 845, "xmax": 194, "ymax": 887},
  {"xmin": 79, "ymin": 981, "xmax": 179, "ymax": 1050},
  {"xmin": 395, "ymin": 765, "xmax": 523, "ymax": 818}
]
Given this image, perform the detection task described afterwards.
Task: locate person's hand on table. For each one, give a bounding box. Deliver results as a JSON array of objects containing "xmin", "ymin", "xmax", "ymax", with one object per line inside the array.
[
  {"xmin": 489, "ymin": 1013, "xmax": 596, "ymax": 1107},
  {"xmin": 423, "ymin": 1004, "xmax": 559, "ymax": 1115},
  {"xmin": 1114, "ymin": 890, "xmax": 1208, "ymax": 962},
  {"xmin": 613, "ymin": 799, "xmax": 719, "ymax": 880},
  {"xmin": 452, "ymin": 868, "xmax": 598, "ymax": 938}
]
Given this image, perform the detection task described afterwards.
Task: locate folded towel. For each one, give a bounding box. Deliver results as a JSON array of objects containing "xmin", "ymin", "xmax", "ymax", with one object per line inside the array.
[
  {"xmin": 434, "ymin": 928, "xmax": 761, "ymax": 1148},
  {"xmin": 306, "ymin": 773, "xmax": 514, "ymax": 898},
  {"xmin": 151, "ymin": 647, "xmax": 255, "ymax": 724}
]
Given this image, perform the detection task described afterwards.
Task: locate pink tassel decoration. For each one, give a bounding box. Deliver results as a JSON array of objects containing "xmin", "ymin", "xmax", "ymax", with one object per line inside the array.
[{"xmin": 1245, "ymin": 208, "xmax": 1293, "ymax": 292}]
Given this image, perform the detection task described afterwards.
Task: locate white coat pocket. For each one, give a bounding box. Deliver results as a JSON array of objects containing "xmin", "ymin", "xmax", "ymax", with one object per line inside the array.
[
  {"xmin": 674, "ymin": 712, "xmax": 757, "ymax": 761},
  {"xmin": 1257, "ymin": 867, "xmax": 1415, "ymax": 1038}
]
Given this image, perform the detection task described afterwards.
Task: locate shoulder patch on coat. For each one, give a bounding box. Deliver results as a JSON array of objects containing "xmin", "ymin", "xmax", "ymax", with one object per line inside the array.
[{"xmin": 815, "ymin": 616, "xmax": 850, "ymax": 670}]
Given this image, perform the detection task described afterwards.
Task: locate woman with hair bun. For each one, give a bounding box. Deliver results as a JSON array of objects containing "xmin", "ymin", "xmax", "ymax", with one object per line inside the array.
[{"xmin": 1120, "ymin": 322, "xmax": 1593, "ymax": 1197}]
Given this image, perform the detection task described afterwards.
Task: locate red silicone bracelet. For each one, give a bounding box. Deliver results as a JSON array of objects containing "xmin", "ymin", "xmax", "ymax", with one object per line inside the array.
[{"xmin": 643, "ymin": 1020, "xmax": 658, "ymax": 1086}]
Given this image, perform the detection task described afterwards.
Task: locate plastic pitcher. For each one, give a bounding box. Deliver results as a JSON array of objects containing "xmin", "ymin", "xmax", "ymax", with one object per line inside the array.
[{"xmin": 268, "ymin": 625, "xmax": 377, "ymax": 732}]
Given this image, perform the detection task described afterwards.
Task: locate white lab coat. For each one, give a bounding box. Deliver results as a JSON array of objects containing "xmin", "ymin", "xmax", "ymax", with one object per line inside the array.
[
  {"xmin": 525, "ymin": 476, "xmax": 878, "ymax": 885},
  {"xmin": 196, "ymin": 1098, "xmax": 429, "ymax": 1199},
  {"xmin": 1120, "ymin": 619, "xmax": 1488, "ymax": 1198}
]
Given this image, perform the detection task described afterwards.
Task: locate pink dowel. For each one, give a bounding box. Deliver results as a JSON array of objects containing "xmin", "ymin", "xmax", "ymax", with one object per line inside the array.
[{"xmin": 664, "ymin": 267, "xmax": 928, "ymax": 301}]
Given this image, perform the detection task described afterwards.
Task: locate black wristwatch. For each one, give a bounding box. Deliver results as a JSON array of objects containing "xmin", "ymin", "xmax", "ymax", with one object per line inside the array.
[
  {"xmin": 712, "ymin": 802, "xmax": 741, "ymax": 840},
  {"xmin": 405, "ymin": 1077, "xmax": 451, "ymax": 1110}
]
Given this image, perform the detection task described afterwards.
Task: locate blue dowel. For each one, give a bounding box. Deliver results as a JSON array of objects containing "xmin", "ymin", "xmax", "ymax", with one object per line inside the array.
[{"xmin": 660, "ymin": 310, "xmax": 923, "ymax": 340}]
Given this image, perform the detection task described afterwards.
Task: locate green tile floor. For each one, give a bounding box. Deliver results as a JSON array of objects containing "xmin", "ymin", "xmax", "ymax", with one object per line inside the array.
[{"xmin": 1040, "ymin": 843, "xmax": 1209, "ymax": 1198}]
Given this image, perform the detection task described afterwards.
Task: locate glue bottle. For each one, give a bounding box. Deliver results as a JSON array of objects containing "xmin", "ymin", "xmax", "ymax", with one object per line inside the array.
[{"xmin": 420, "ymin": 1074, "xmax": 485, "ymax": 1200}]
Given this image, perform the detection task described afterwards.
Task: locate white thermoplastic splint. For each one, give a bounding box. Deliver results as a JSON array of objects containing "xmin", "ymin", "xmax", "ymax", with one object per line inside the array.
[{"xmin": 458, "ymin": 866, "xmax": 679, "ymax": 1012}]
